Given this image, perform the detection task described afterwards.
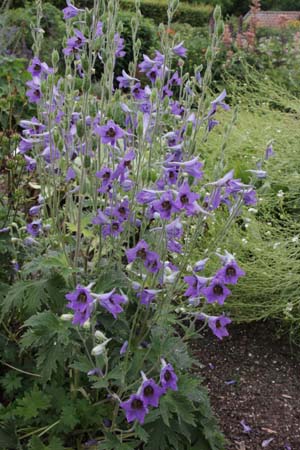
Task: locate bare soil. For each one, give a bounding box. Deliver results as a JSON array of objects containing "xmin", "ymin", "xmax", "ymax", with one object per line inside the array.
[{"xmin": 191, "ymin": 322, "xmax": 300, "ymax": 450}]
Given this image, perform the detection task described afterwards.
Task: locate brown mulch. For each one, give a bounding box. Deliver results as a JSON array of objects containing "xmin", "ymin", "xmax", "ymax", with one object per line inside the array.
[{"xmin": 191, "ymin": 322, "xmax": 300, "ymax": 450}]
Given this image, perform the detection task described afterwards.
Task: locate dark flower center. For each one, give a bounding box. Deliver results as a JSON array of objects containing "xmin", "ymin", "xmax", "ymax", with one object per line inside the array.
[
  {"xmin": 106, "ymin": 127, "xmax": 116, "ymax": 138},
  {"xmin": 103, "ymin": 171, "xmax": 111, "ymax": 180},
  {"xmin": 226, "ymin": 266, "xmax": 236, "ymax": 277},
  {"xmin": 164, "ymin": 370, "xmax": 172, "ymax": 381},
  {"xmin": 193, "ymin": 279, "xmax": 198, "ymax": 288},
  {"xmin": 137, "ymin": 248, "xmax": 147, "ymax": 259},
  {"xmin": 31, "ymin": 223, "xmax": 39, "ymax": 230},
  {"xmin": 150, "ymin": 260, "xmax": 158, "ymax": 269},
  {"xmin": 124, "ymin": 160, "xmax": 131, "ymax": 168},
  {"xmin": 144, "ymin": 385, "xmax": 154, "ymax": 397},
  {"xmin": 180, "ymin": 194, "xmax": 189, "ymax": 204},
  {"xmin": 76, "ymin": 37, "xmax": 83, "ymax": 45},
  {"xmin": 118, "ymin": 206, "xmax": 126, "ymax": 215},
  {"xmin": 213, "ymin": 284, "xmax": 223, "ymax": 296},
  {"xmin": 131, "ymin": 399, "xmax": 143, "ymax": 409},
  {"xmin": 149, "ymin": 70, "xmax": 156, "ymax": 79},
  {"xmin": 112, "ymin": 223, "xmax": 119, "ymax": 231},
  {"xmin": 161, "ymin": 200, "xmax": 172, "ymax": 211},
  {"xmin": 133, "ymin": 87, "xmax": 140, "ymax": 94},
  {"xmin": 34, "ymin": 89, "xmax": 41, "ymax": 97},
  {"xmin": 216, "ymin": 320, "xmax": 222, "ymax": 329},
  {"xmin": 78, "ymin": 292, "xmax": 87, "ymax": 303},
  {"xmin": 34, "ymin": 64, "xmax": 41, "ymax": 72}
]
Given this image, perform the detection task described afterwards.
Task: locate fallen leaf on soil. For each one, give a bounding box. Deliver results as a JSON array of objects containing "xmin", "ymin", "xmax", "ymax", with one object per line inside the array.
[
  {"xmin": 282, "ymin": 394, "xmax": 292, "ymax": 399},
  {"xmin": 262, "ymin": 437, "xmax": 274, "ymax": 447},
  {"xmin": 261, "ymin": 427, "xmax": 277, "ymax": 434},
  {"xmin": 234, "ymin": 441, "xmax": 246, "ymax": 450}
]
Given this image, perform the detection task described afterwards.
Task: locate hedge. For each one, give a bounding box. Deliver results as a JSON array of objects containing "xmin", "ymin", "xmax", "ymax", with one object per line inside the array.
[{"xmin": 120, "ymin": 0, "xmax": 213, "ymax": 27}]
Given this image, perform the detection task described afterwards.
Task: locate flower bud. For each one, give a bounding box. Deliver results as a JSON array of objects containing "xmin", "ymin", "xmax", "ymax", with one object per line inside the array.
[{"xmin": 52, "ymin": 49, "xmax": 59, "ymax": 67}]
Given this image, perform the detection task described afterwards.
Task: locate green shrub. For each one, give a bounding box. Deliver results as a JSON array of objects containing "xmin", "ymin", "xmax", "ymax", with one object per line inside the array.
[
  {"xmin": 1, "ymin": 2, "xmax": 65, "ymax": 64},
  {"xmin": 120, "ymin": 0, "xmax": 213, "ymax": 27}
]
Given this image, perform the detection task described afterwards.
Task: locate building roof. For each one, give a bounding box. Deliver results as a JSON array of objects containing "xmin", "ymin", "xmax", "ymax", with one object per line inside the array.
[{"xmin": 244, "ymin": 10, "xmax": 300, "ymax": 27}]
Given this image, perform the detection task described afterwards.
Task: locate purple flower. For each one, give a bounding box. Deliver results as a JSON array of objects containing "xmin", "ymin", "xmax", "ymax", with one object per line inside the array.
[
  {"xmin": 152, "ymin": 191, "xmax": 179, "ymax": 220},
  {"xmin": 114, "ymin": 33, "xmax": 126, "ymax": 58},
  {"xmin": 265, "ymin": 144, "xmax": 275, "ymax": 160},
  {"xmin": 240, "ymin": 419, "xmax": 252, "ymax": 433},
  {"xmin": 102, "ymin": 220, "xmax": 124, "ymax": 237},
  {"xmin": 113, "ymin": 150, "xmax": 135, "ymax": 181},
  {"xmin": 117, "ymin": 70, "xmax": 137, "ymax": 89},
  {"xmin": 66, "ymin": 166, "xmax": 76, "ymax": 181},
  {"xmin": 66, "ymin": 285, "xmax": 94, "ymax": 313},
  {"xmin": 172, "ymin": 42, "xmax": 187, "ymax": 58},
  {"xmin": 202, "ymin": 277, "xmax": 231, "ymax": 305},
  {"xmin": 184, "ymin": 274, "xmax": 209, "ymax": 298},
  {"xmin": 137, "ymin": 289, "xmax": 160, "ymax": 307},
  {"xmin": 0, "ymin": 227, "xmax": 10, "ymax": 234},
  {"xmin": 175, "ymin": 182, "xmax": 200, "ymax": 216},
  {"xmin": 29, "ymin": 205, "xmax": 42, "ymax": 216},
  {"xmin": 243, "ymin": 188, "xmax": 257, "ymax": 206},
  {"xmin": 207, "ymin": 314, "xmax": 232, "ymax": 340},
  {"xmin": 217, "ymin": 260, "xmax": 245, "ymax": 285},
  {"xmin": 66, "ymin": 285, "xmax": 94, "ymax": 326},
  {"xmin": 120, "ymin": 340, "xmax": 128, "ymax": 355},
  {"xmin": 63, "ymin": 0, "xmax": 83, "ymax": 19},
  {"xmin": 98, "ymin": 290, "xmax": 126, "ymax": 319},
  {"xmin": 111, "ymin": 199, "xmax": 130, "ymax": 222},
  {"xmin": 26, "ymin": 79, "xmax": 42, "ymax": 103},
  {"xmin": 171, "ymin": 101, "xmax": 184, "ymax": 116},
  {"xmin": 24, "ymin": 155, "xmax": 36, "ymax": 172},
  {"xmin": 146, "ymin": 66, "xmax": 162, "ymax": 83},
  {"xmin": 63, "ymin": 29, "xmax": 86, "ymax": 55},
  {"xmin": 87, "ymin": 368, "xmax": 103, "ymax": 377},
  {"xmin": 136, "ymin": 189, "xmax": 159, "ymax": 204},
  {"xmin": 193, "ymin": 257, "xmax": 209, "ymax": 272},
  {"xmin": 27, "ymin": 57, "xmax": 53, "ymax": 78},
  {"xmin": 160, "ymin": 361, "xmax": 178, "ymax": 391},
  {"xmin": 95, "ymin": 120, "xmax": 124, "ymax": 146},
  {"xmin": 126, "ymin": 240, "xmax": 149, "ymax": 263},
  {"xmin": 96, "ymin": 21, "xmax": 103, "ymax": 37},
  {"xmin": 95, "ymin": 167, "xmax": 113, "ymax": 193},
  {"xmin": 139, "ymin": 378, "xmax": 163, "ymax": 407},
  {"xmin": 208, "ymin": 89, "xmax": 230, "ymax": 117},
  {"xmin": 165, "ymin": 218, "xmax": 183, "ymax": 240},
  {"xmin": 169, "ymin": 71, "xmax": 182, "ymax": 86},
  {"xmin": 131, "ymin": 82, "xmax": 146, "ymax": 100},
  {"xmin": 120, "ymin": 394, "xmax": 148, "ymax": 424},
  {"xmin": 144, "ymin": 251, "xmax": 162, "ymax": 274},
  {"xmin": 92, "ymin": 210, "xmax": 109, "ymax": 226},
  {"xmin": 26, "ymin": 220, "xmax": 42, "ymax": 237}
]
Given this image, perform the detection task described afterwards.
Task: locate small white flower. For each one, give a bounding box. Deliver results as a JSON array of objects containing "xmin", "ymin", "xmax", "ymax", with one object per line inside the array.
[
  {"xmin": 248, "ymin": 208, "xmax": 258, "ymax": 213},
  {"xmin": 91, "ymin": 338, "xmax": 111, "ymax": 356},
  {"xmin": 242, "ymin": 238, "xmax": 248, "ymax": 244},
  {"xmin": 292, "ymin": 235, "xmax": 299, "ymax": 243},
  {"xmin": 95, "ymin": 330, "xmax": 107, "ymax": 342},
  {"xmin": 60, "ymin": 314, "xmax": 73, "ymax": 321},
  {"xmin": 273, "ymin": 242, "xmax": 281, "ymax": 249},
  {"xmin": 277, "ymin": 190, "xmax": 284, "ymax": 198}
]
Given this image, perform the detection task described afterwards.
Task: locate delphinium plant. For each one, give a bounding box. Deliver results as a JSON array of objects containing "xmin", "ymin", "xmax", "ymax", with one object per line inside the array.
[{"xmin": 0, "ymin": 0, "xmax": 260, "ymax": 448}]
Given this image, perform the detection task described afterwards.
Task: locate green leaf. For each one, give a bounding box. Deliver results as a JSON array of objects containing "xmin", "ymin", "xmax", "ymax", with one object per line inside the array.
[
  {"xmin": 134, "ymin": 424, "xmax": 149, "ymax": 444},
  {"xmin": 60, "ymin": 404, "xmax": 79, "ymax": 430},
  {"xmin": 0, "ymin": 372, "xmax": 22, "ymax": 394},
  {"xmin": 0, "ymin": 279, "xmax": 49, "ymax": 318},
  {"xmin": 15, "ymin": 387, "xmax": 51, "ymax": 420},
  {"xmin": 21, "ymin": 311, "xmax": 73, "ymax": 381}
]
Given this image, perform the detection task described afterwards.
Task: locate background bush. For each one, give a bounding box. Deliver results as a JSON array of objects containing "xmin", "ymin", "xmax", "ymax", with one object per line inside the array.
[{"xmin": 120, "ymin": 0, "xmax": 213, "ymax": 27}]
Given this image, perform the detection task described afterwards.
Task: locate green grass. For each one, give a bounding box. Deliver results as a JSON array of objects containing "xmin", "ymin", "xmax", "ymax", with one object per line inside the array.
[{"xmin": 196, "ymin": 73, "xmax": 300, "ymax": 344}]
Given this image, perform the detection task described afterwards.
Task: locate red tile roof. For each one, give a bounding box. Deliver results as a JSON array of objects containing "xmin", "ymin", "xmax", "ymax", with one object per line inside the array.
[{"xmin": 245, "ymin": 11, "xmax": 300, "ymax": 27}]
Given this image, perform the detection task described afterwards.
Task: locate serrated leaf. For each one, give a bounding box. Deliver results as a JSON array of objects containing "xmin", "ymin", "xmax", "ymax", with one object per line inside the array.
[
  {"xmin": 60, "ymin": 404, "xmax": 79, "ymax": 430},
  {"xmin": 0, "ymin": 372, "xmax": 22, "ymax": 394},
  {"xmin": 15, "ymin": 387, "xmax": 51, "ymax": 420},
  {"xmin": 134, "ymin": 424, "xmax": 149, "ymax": 443}
]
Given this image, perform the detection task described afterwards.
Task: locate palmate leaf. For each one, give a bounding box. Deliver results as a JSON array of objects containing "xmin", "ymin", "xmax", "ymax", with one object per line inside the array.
[
  {"xmin": 15, "ymin": 387, "xmax": 51, "ymax": 420},
  {"xmin": 21, "ymin": 311, "xmax": 73, "ymax": 381},
  {"xmin": 0, "ymin": 279, "xmax": 49, "ymax": 318},
  {"xmin": 29, "ymin": 436, "xmax": 65, "ymax": 450}
]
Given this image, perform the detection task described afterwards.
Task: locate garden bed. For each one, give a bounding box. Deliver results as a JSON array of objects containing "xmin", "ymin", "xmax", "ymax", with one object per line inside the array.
[{"xmin": 192, "ymin": 322, "xmax": 300, "ymax": 449}]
